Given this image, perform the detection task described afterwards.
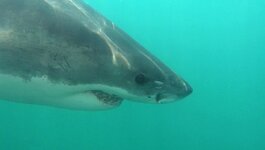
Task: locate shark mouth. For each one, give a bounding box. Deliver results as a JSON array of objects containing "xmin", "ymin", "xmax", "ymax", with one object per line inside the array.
[{"xmin": 91, "ymin": 90, "xmax": 123, "ymax": 106}]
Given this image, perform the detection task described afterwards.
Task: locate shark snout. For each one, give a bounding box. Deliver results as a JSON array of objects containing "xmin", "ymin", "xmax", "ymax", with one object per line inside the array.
[
  {"xmin": 169, "ymin": 77, "xmax": 192, "ymax": 99},
  {"xmin": 180, "ymin": 80, "xmax": 193, "ymax": 98},
  {"xmin": 155, "ymin": 79, "xmax": 192, "ymax": 104}
]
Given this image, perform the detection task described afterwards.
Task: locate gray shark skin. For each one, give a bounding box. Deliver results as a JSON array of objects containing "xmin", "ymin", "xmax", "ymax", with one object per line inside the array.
[{"xmin": 0, "ymin": 0, "xmax": 192, "ymax": 110}]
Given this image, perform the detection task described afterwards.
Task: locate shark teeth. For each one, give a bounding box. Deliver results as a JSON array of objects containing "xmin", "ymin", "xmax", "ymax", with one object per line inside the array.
[{"xmin": 91, "ymin": 90, "xmax": 123, "ymax": 106}]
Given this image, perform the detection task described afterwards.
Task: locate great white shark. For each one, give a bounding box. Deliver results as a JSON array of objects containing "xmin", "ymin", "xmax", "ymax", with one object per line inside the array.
[{"xmin": 0, "ymin": 0, "xmax": 192, "ymax": 110}]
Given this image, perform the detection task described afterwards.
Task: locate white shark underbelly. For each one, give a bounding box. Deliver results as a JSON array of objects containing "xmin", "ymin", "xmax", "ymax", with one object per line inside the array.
[{"xmin": 0, "ymin": 73, "xmax": 121, "ymax": 110}]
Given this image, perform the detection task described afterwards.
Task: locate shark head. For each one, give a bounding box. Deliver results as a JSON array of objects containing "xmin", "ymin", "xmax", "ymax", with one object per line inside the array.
[
  {"xmin": 40, "ymin": 0, "xmax": 193, "ymax": 105},
  {"xmin": 0, "ymin": 0, "xmax": 192, "ymax": 110},
  {"xmin": 85, "ymin": 23, "xmax": 193, "ymax": 105}
]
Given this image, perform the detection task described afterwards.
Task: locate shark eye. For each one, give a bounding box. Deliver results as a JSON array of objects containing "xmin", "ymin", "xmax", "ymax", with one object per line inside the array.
[{"xmin": 135, "ymin": 73, "xmax": 148, "ymax": 85}]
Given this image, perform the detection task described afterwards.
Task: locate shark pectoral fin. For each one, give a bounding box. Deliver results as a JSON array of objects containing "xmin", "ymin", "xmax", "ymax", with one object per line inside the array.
[{"xmin": 61, "ymin": 91, "xmax": 122, "ymax": 110}]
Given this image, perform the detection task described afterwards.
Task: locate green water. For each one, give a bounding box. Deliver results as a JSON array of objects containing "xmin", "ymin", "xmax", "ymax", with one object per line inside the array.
[{"xmin": 0, "ymin": 0, "xmax": 265, "ymax": 149}]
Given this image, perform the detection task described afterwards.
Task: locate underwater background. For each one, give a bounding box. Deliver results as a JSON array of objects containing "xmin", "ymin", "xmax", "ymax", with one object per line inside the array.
[{"xmin": 0, "ymin": 0, "xmax": 264, "ymax": 149}]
